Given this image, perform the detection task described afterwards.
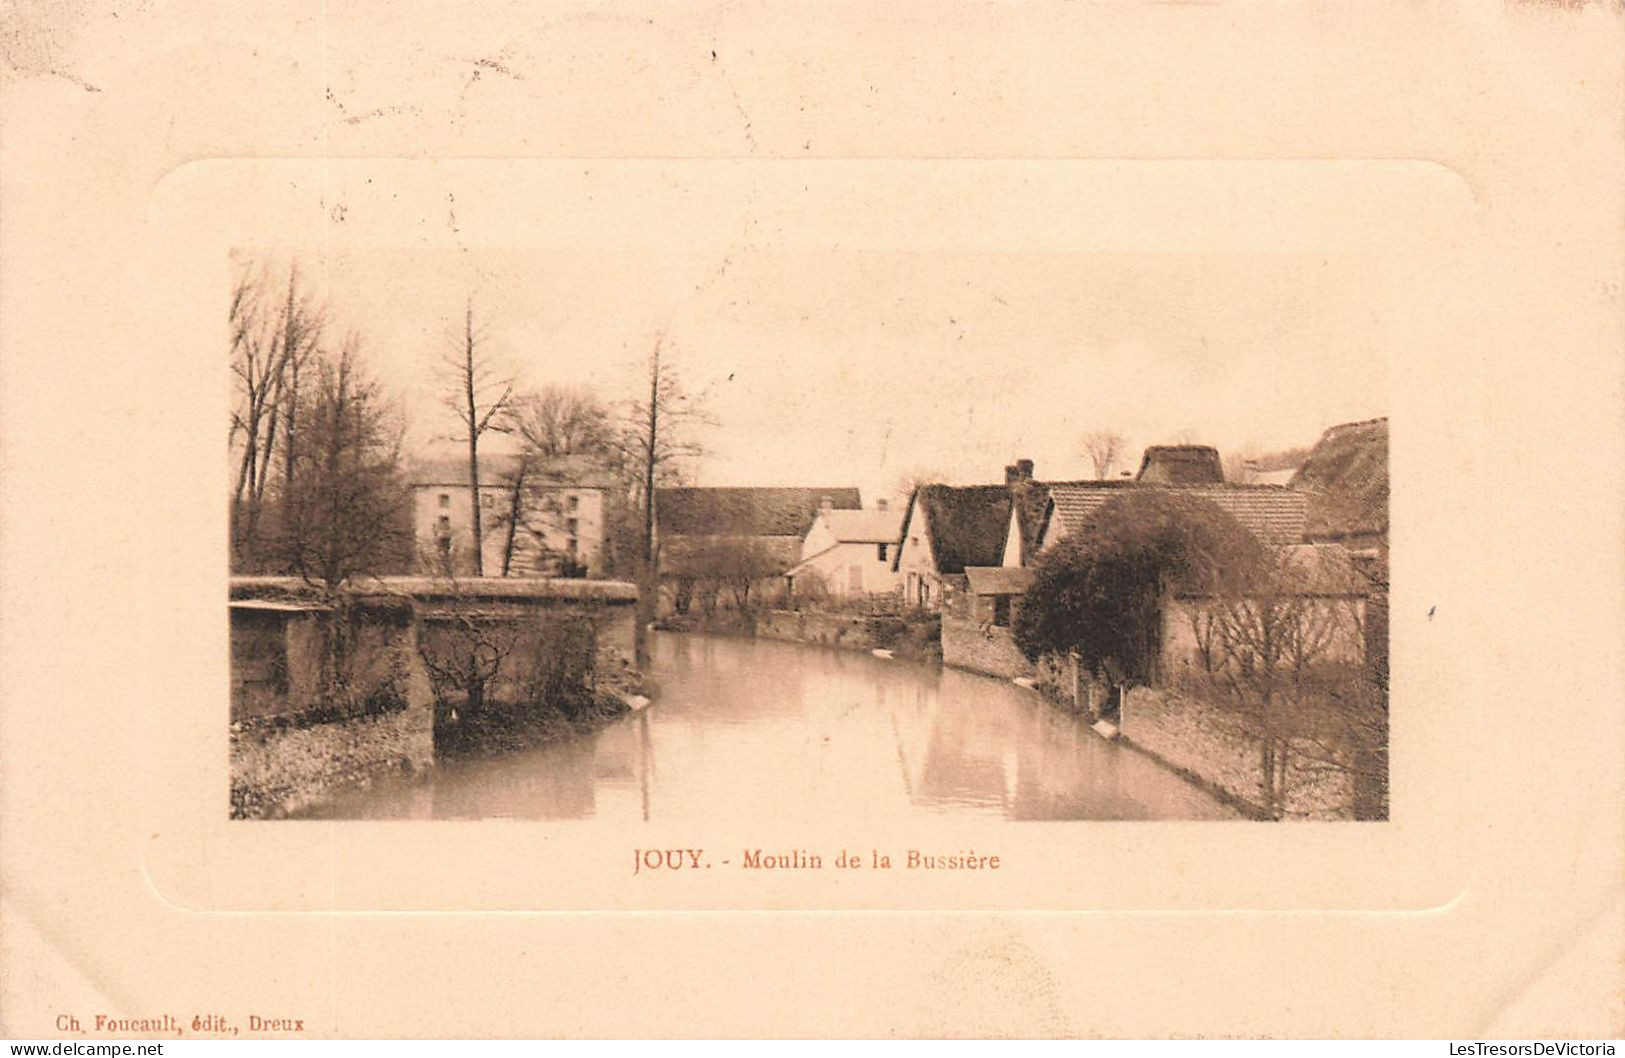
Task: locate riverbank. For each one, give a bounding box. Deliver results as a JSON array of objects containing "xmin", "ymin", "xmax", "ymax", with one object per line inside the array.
[
  {"xmin": 230, "ymin": 575, "xmax": 645, "ymax": 818},
  {"xmin": 281, "ymin": 630, "xmax": 1236, "ymax": 821},
  {"xmin": 1118, "ymin": 686, "xmax": 1365, "ymax": 820},
  {"xmin": 1021, "ymin": 667, "xmax": 1359, "ymax": 820},
  {"xmin": 436, "ymin": 678, "xmax": 645, "ymax": 759},
  {"xmin": 230, "ymin": 701, "xmax": 433, "ymax": 819},
  {"xmin": 656, "ymin": 609, "xmax": 942, "ymax": 664}
]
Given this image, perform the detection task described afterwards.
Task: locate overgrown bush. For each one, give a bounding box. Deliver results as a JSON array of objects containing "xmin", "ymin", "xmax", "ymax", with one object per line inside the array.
[{"xmin": 1012, "ymin": 491, "xmax": 1262, "ymax": 684}]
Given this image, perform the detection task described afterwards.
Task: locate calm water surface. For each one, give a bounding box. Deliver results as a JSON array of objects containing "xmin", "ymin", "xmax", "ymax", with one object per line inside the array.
[{"xmin": 306, "ymin": 632, "xmax": 1236, "ymax": 821}]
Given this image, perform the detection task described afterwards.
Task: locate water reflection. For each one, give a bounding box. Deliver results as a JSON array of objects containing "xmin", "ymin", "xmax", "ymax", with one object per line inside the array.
[{"xmin": 304, "ymin": 632, "xmax": 1234, "ymax": 821}]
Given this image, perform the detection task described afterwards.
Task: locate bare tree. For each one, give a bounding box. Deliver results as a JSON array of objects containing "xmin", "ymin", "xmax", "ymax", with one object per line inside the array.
[
  {"xmin": 495, "ymin": 456, "xmax": 532, "ymax": 578},
  {"xmin": 493, "ymin": 385, "xmax": 618, "ymax": 576},
  {"xmin": 440, "ymin": 297, "xmax": 513, "ymax": 576},
  {"xmin": 417, "ymin": 610, "xmax": 522, "ymax": 727},
  {"xmin": 487, "ymin": 457, "xmax": 595, "ymax": 579},
  {"xmin": 718, "ymin": 540, "xmax": 785, "ymax": 611},
  {"xmin": 675, "ymin": 537, "xmax": 784, "ymax": 613},
  {"xmin": 273, "ymin": 335, "xmax": 411, "ymax": 590},
  {"xmin": 1224, "ymin": 442, "xmax": 1313, "ymax": 485},
  {"xmin": 1222, "ymin": 450, "xmax": 1257, "ymax": 484},
  {"xmin": 506, "ymin": 385, "xmax": 615, "ymax": 458},
  {"xmin": 229, "ymin": 259, "xmax": 324, "ymax": 566},
  {"xmin": 1081, "ymin": 430, "xmax": 1126, "ymax": 480},
  {"xmin": 620, "ymin": 336, "xmax": 710, "ymax": 664},
  {"xmin": 1181, "ymin": 548, "xmax": 1382, "ymax": 818},
  {"xmin": 891, "ymin": 466, "xmax": 947, "ymax": 505}
]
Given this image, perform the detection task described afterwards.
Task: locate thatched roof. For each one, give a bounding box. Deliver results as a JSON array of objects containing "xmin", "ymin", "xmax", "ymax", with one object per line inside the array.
[
  {"xmin": 896, "ymin": 484, "xmax": 1015, "ymax": 575},
  {"xmin": 655, "ymin": 487, "xmax": 861, "ymax": 538},
  {"xmin": 1137, "ymin": 445, "xmax": 1225, "ymax": 485},
  {"xmin": 1291, "ymin": 417, "xmax": 1388, "ymax": 543},
  {"xmin": 1045, "ymin": 481, "xmax": 1307, "ymax": 547}
]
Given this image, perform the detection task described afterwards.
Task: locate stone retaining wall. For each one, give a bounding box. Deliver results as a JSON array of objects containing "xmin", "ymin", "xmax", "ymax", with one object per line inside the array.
[
  {"xmin": 228, "ymin": 576, "xmax": 640, "ymax": 818},
  {"xmin": 940, "ymin": 616, "xmax": 1033, "ymax": 680},
  {"xmin": 757, "ymin": 610, "xmax": 879, "ymax": 650},
  {"xmin": 230, "ymin": 705, "xmax": 434, "ymax": 819},
  {"xmin": 751, "ymin": 610, "xmax": 942, "ymax": 663},
  {"xmin": 1119, "ymin": 687, "xmax": 1356, "ymax": 820}
]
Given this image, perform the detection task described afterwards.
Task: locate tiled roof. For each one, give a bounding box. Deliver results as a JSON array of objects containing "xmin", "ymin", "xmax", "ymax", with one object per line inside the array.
[
  {"xmin": 655, "ymin": 487, "xmax": 862, "ymax": 537},
  {"xmin": 408, "ymin": 452, "xmax": 617, "ymax": 489},
  {"xmin": 1046, "ymin": 482, "xmax": 1307, "ymax": 547},
  {"xmin": 819, "ymin": 507, "xmax": 905, "ymax": 543}
]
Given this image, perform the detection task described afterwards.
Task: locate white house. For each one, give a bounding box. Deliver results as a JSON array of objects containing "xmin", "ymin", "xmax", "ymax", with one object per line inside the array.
[
  {"xmin": 892, "ymin": 486, "xmax": 1017, "ymax": 610},
  {"xmin": 786, "ymin": 501, "xmax": 903, "ymax": 599},
  {"xmin": 410, "ymin": 453, "xmax": 615, "ymax": 578}
]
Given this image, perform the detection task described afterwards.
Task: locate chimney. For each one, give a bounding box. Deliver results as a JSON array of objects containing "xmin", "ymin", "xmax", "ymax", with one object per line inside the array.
[
  {"xmin": 875, "ymin": 498, "xmax": 889, "ymax": 512},
  {"xmin": 1005, "ymin": 459, "xmax": 1035, "ymax": 486},
  {"xmin": 819, "ymin": 495, "xmax": 833, "ymax": 511}
]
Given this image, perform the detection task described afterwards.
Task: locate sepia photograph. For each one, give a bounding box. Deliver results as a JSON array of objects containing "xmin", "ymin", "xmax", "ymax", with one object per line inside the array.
[
  {"xmin": 4, "ymin": 0, "xmax": 1621, "ymax": 1042},
  {"xmin": 227, "ymin": 245, "xmax": 1389, "ymax": 824}
]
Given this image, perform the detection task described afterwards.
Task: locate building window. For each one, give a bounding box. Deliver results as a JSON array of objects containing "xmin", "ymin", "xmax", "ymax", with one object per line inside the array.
[
  {"xmin": 437, "ymin": 537, "xmax": 452, "ymax": 555},
  {"xmin": 437, "ymin": 515, "xmax": 450, "ymax": 532},
  {"xmin": 992, "ymin": 595, "xmax": 1012, "ymax": 627},
  {"xmin": 438, "ymin": 493, "xmax": 450, "ymax": 508},
  {"xmin": 566, "ymin": 518, "xmax": 578, "ymax": 534},
  {"xmin": 567, "ymin": 495, "xmax": 580, "ymax": 512},
  {"xmin": 482, "ymin": 493, "xmax": 494, "ymax": 508},
  {"xmin": 876, "ymin": 543, "xmax": 888, "ymax": 562}
]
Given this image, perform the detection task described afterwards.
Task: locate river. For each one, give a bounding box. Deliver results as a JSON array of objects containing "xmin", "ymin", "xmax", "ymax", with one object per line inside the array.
[{"xmin": 304, "ymin": 631, "xmax": 1236, "ymax": 821}]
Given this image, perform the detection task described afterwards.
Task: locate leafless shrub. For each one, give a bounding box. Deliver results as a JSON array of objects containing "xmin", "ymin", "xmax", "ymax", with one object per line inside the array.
[
  {"xmin": 1081, "ymin": 430, "xmax": 1126, "ymax": 480},
  {"xmin": 417, "ymin": 611, "xmax": 521, "ymax": 722},
  {"xmin": 1180, "ymin": 549, "xmax": 1386, "ymax": 819}
]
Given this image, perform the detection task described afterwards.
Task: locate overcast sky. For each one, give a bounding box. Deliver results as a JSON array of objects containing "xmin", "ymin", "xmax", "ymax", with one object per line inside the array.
[{"xmin": 286, "ymin": 245, "xmax": 1388, "ymax": 502}]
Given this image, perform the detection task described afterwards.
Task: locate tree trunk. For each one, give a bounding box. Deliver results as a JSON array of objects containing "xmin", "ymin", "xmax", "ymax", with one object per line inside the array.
[
  {"xmin": 500, "ymin": 460, "xmax": 527, "ymax": 577},
  {"xmin": 1260, "ymin": 738, "xmax": 1276, "ymax": 817},
  {"xmin": 282, "ymin": 356, "xmax": 302, "ymax": 494},
  {"xmin": 635, "ymin": 344, "xmax": 660, "ymax": 669},
  {"xmin": 466, "ymin": 309, "xmax": 485, "ymax": 576}
]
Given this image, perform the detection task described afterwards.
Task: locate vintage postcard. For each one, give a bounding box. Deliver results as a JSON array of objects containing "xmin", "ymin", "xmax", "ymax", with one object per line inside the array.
[{"xmin": 2, "ymin": 0, "xmax": 1621, "ymax": 1040}]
